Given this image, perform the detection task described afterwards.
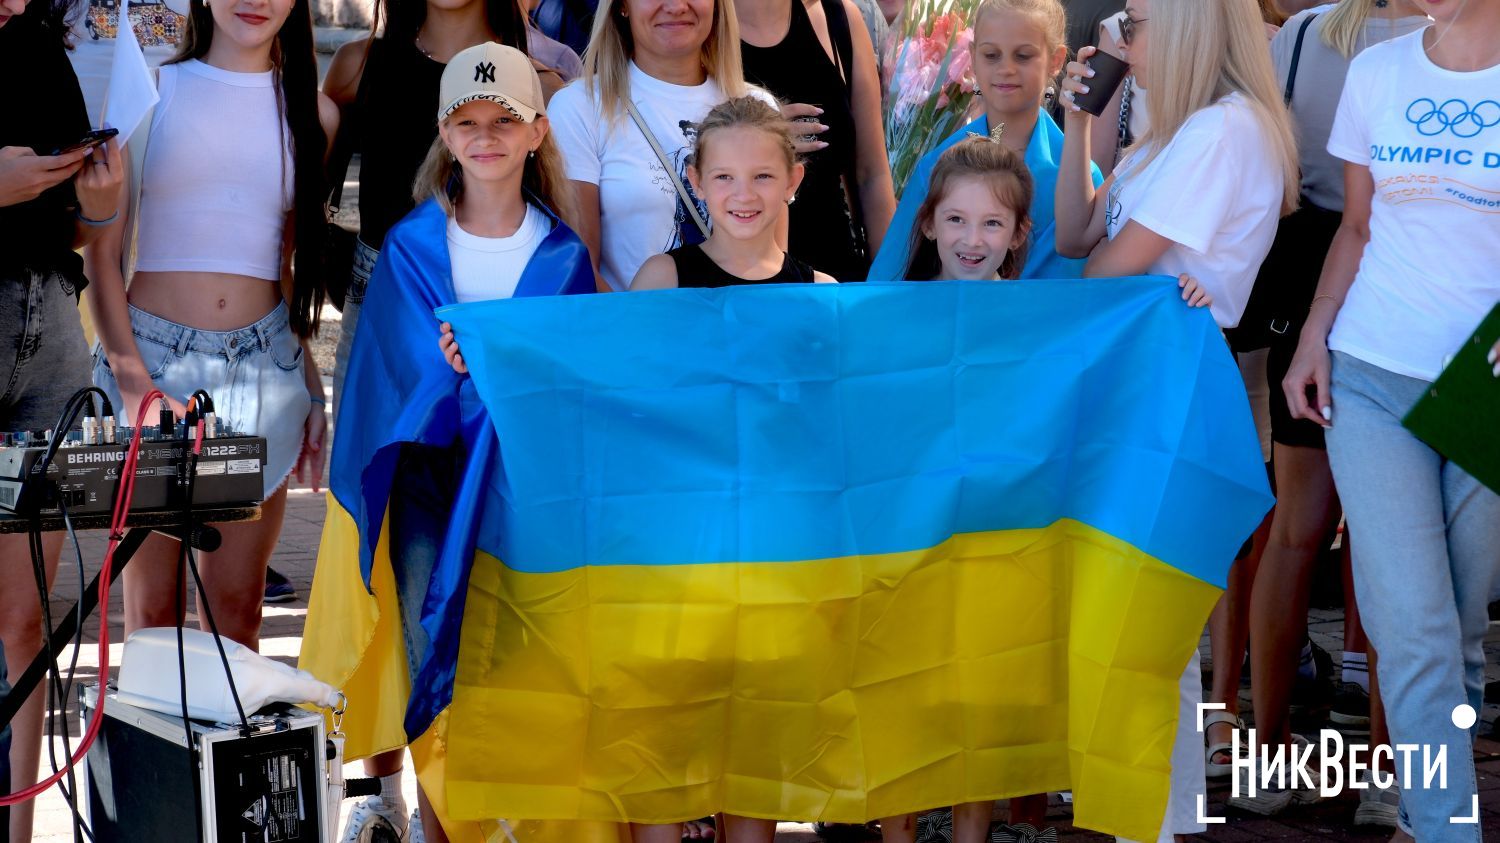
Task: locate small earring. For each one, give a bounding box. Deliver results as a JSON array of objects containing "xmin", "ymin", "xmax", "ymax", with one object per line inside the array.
[
  {"xmin": 786, "ymin": 195, "xmax": 796, "ymax": 205},
  {"xmin": 528, "ymin": 150, "xmax": 535, "ymax": 159},
  {"xmin": 972, "ymin": 80, "xmax": 981, "ymax": 94},
  {"xmin": 1044, "ymin": 86, "xmax": 1056, "ymax": 104}
]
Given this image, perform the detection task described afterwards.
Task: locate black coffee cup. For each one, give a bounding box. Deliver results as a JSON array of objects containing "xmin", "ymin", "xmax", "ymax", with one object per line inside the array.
[{"xmin": 1070, "ymin": 51, "xmax": 1131, "ymax": 117}]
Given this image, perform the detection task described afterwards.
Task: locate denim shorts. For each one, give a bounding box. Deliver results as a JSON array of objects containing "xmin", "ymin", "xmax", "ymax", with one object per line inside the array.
[
  {"xmin": 93, "ymin": 302, "xmax": 311, "ymax": 498},
  {"xmin": 0, "ymin": 267, "xmax": 93, "ymax": 430}
]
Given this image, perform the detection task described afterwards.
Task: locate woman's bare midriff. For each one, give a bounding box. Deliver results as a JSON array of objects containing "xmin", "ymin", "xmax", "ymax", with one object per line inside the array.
[{"xmin": 127, "ymin": 271, "xmax": 286, "ymax": 331}]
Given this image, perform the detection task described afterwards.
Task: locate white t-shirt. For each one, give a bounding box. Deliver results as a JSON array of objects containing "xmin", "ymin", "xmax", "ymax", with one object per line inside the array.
[
  {"xmin": 446, "ymin": 204, "xmax": 549, "ymax": 304},
  {"xmin": 1105, "ymin": 92, "xmax": 1285, "ymax": 328},
  {"xmin": 548, "ymin": 63, "xmax": 775, "ymax": 291},
  {"xmin": 1325, "ymin": 28, "xmax": 1500, "ymax": 382}
]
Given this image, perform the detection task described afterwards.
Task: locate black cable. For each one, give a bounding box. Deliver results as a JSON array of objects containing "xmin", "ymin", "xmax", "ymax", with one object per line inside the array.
[
  {"xmin": 183, "ymin": 543, "xmax": 252, "ymax": 736},
  {"xmin": 24, "ymin": 386, "xmax": 112, "ymax": 841},
  {"xmin": 175, "ymin": 532, "xmax": 204, "ymax": 843},
  {"xmin": 179, "ymin": 398, "xmax": 250, "ymax": 736},
  {"xmin": 52, "ymin": 503, "xmax": 95, "ymax": 842},
  {"xmin": 29, "ymin": 514, "xmax": 91, "ymax": 842},
  {"xmin": 37, "ymin": 387, "xmax": 112, "ymax": 476}
]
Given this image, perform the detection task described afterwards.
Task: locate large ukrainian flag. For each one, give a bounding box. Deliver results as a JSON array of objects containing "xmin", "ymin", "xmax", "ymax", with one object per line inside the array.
[{"xmin": 306, "ymin": 277, "xmax": 1271, "ymax": 842}]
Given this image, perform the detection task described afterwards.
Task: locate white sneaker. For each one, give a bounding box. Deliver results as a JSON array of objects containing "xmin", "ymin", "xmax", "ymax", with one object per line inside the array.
[
  {"xmin": 1354, "ymin": 772, "xmax": 1400, "ymax": 829},
  {"xmin": 409, "ymin": 810, "xmax": 426, "ymax": 843},
  {"xmin": 340, "ymin": 795, "xmax": 409, "ymax": 843}
]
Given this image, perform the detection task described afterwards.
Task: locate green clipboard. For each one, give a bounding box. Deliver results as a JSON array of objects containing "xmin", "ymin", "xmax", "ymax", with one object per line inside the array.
[{"xmin": 1403, "ymin": 303, "xmax": 1500, "ymax": 495}]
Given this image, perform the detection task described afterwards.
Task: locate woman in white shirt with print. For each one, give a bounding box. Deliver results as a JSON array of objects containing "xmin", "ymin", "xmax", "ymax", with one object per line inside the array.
[
  {"xmin": 1053, "ymin": 0, "xmax": 1298, "ymax": 840},
  {"xmin": 548, "ymin": 0, "xmax": 773, "ymax": 292},
  {"xmin": 1283, "ymin": 0, "xmax": 1500, "ymax": 838}
]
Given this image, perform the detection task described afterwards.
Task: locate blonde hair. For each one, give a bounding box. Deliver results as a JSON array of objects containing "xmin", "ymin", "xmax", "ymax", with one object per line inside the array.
[
  {"xmin": 905, "ymin": 138, "xmax": 1034, "ymax": 281},
  {"xmin": 973, "ymin": 0, "xmax": 1067, "ymax": 58},
  {"xmin": 1132, "ymin": 0, "xmax": 1299, "ymax": 215},
  {"xmin": 1318, "ymin": 0, "xmax": 1414, "ymax": 58},
  {"xmin": 692, "ymin": 95, "xmax": 797, "ymax": 172},
  {"xmin": 581, "ymin": 0, "xmax": 748, "ymax": 122},
  {"xmin": 414, "ymin": 123, "xmax": 577, "ymax": 229}
]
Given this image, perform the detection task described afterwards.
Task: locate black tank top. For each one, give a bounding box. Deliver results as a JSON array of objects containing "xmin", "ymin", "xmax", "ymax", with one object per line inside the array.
[
  {"xmin": 669, "ymin": 245, "xmax": 816, "ymax": 288},
  {"xmin": 740, "ymin": 0, "xmax": 866, "ymax": 281},
  {"xmin": 354, "ymin": 39, "xmax": 446, "ymax": 248}
]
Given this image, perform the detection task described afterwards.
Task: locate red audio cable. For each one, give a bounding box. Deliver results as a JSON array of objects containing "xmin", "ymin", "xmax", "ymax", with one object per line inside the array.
[{"xmin": 0, "ymin": 390, "xmax": 165, "ymax": 807}]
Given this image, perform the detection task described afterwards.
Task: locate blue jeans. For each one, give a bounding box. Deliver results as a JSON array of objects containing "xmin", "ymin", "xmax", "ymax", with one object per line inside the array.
[
  {"xmin": 332, "ymin": 237, "xmax": 378, "ymax": 408},
  {"xmin": 388, "ymin": 445, "xmax": 458, "ymax": 685},
  {"xmin": 1326, "ymin": 351, "xmax": 1500, "ymax": 841}
]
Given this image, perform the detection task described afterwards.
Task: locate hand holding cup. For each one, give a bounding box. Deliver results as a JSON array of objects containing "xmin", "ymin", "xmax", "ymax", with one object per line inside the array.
[{"xmin": 1060, "ymin": 46, "xmax": 1131, "ymax": 118}]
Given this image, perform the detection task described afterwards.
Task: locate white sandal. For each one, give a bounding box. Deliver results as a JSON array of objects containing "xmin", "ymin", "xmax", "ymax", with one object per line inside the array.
[{"xmin": 1203, "ymin": 710, "xmax": 1244, "ymax": 779}]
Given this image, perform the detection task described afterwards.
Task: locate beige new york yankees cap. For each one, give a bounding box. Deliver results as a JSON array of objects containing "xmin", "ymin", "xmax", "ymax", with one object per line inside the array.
[{"xmin": 437, "ymin": 42, "xmax": 545, "ymax": 123}]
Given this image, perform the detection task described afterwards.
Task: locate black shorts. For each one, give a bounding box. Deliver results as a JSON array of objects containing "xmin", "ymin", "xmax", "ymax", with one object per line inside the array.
[{"xmin": 1267, "ymin": 326, "xmax": 1325, "ymax": 450}]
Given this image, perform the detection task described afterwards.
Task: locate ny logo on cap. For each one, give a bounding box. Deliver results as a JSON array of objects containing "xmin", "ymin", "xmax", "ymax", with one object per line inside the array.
[{"xmin": 475, "ymin": 61, "xmax": 497, "ymax": 83}]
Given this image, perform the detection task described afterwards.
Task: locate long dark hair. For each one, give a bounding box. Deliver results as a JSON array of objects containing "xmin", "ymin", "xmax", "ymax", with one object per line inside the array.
[
  {"xmin": 376, "ymin": 0, "xmax": 530, "ymax": 57},
  {"xmin": 12, "ymin": 0, "xmax": 79, "ymax": 45},
  {"xmin": 904, "ymin": 138, "xmax": 1033, "ymax": 281},
  {"xmin": 168, "ymin": 0, "xmax": 329, "ymax": 337}
]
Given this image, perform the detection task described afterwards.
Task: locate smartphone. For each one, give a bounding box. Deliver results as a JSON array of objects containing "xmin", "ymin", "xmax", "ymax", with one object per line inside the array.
[{"xmin": 48, "ymin": 128, "xmax": 119, "ymax": 157}]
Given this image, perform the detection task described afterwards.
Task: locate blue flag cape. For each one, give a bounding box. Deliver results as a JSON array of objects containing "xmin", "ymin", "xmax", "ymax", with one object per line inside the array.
[
  {"xmin": 312, "ymin": 196, "xmax": 595, "ymax": 742},
  {"xmin": 868, "ymin": 110, "xmax": 1103, "ymax": 282}
]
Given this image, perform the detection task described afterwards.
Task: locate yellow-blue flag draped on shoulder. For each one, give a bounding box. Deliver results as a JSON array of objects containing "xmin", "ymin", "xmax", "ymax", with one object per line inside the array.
[{"xmin": 309, "ymin": 275, "xmax": 1272, "ymax": 842}]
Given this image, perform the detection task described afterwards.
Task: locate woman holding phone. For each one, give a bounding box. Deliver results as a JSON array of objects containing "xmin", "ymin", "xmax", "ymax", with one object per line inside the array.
[
  {"xmin": 1054, "ymin": 0, "xmax": 1297, "ymax": 839},
  {"xmin": 0, "ymin": 0, "xmax": 124, "ymax": 836}
]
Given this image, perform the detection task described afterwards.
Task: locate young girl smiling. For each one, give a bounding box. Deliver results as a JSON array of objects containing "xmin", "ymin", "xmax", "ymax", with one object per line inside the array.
[
  {"xmin": 869, "ymin": 0, "xmax": 1101, "ymax": 282},
  {"xmin": 884, "ymin": 135, "xmax": 1209, "ymax": 843},
  {"xmin": 903, "ymin": 138, "xmax": 1034, "ymax": 282},
  {"xmin": 631, "ymin": 95, "xmax": 836, "ymax": 290}
]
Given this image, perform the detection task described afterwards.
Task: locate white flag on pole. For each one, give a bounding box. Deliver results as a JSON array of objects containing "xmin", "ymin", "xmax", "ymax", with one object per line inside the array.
[{"xmin": 101, "ymin": 0, "xmax": 160, "ymax": 144}]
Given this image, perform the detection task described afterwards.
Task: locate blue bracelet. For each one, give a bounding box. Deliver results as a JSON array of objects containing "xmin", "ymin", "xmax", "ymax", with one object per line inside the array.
[{"xmin": 76, "ymin": 208, "xmax": 119, "ymax": 226}]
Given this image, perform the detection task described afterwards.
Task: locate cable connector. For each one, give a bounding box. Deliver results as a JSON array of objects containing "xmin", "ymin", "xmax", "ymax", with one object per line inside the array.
[
  {"xmin": 81, "ymin": 396, "xmax": 100, "ymax": 445},
  {"xmin": 158, "ymin": 399, "xmax": 175, "ymax": 439}
]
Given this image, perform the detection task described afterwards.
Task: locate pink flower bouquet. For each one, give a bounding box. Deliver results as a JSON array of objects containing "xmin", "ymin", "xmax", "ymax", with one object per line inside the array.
[{"xmin": 883, "ymin": 0, "xmax": 978, "ymax": 197}]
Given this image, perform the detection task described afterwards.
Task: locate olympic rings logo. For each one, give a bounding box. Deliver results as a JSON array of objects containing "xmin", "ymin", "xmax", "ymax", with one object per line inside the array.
[{"xmin": 1405, "ymin": 98, "xmax": 1500, "ymax": 139}]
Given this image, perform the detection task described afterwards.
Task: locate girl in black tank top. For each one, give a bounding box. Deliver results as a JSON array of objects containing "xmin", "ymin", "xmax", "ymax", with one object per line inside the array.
[
  {"xmin": 668, "ymin": 245, "xmax": 816, "ymax": 287},
  {"xmin": 631, "ymin": 96, "xmax": 835, "ymax": 291}
]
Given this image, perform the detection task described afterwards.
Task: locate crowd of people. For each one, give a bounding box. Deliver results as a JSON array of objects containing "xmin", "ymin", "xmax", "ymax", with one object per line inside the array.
[{"xmin": 3, "ymin": 0, "xmax": 1499, "ymax": 840}]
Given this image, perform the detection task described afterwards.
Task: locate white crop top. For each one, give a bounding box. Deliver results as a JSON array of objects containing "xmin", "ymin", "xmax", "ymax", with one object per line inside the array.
[{"xmin": 133, "ymin": 60, "xmax": 294, "ymax": 281}]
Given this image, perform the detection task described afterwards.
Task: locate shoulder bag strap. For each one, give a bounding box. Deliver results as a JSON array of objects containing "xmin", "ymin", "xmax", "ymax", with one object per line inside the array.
[
  {"xmin": 819, "ymin": 0, "xmax": 855, "ymax": 104},
  {"xmin": 625, "ymin": 98, "xmax": 711, "ymax": 240},
  {"xmin": 1284, "ymin": 14, "xmax": 1318, "ymax": 104}
]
